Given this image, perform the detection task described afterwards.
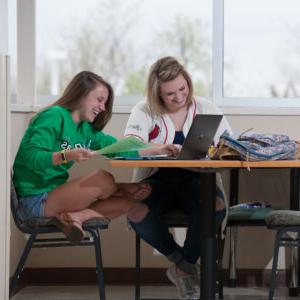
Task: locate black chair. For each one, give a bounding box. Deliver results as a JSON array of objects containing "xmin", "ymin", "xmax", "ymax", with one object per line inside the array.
[
  {"xmin": 10, "ymin": 179, "xmax": 110, "ymax": 299},
  {"xmin": 226, "ymin": 169, "xmax": 283, "ymax": 287},
  {"xmin": 134, "ymin": 209, "xmax": 225, "ymax": 300},
  {"xmin": 265, "ymin": 210, "xmax": 300, "ymax": 300}
]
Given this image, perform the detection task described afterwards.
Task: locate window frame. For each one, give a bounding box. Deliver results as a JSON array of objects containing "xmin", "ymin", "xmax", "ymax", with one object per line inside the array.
[{"xmin": 12, "ymin": 0, "xmax": 300, "ymax": 115}]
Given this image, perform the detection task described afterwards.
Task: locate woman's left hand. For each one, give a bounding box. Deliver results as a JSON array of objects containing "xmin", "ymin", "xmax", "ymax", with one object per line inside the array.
[
  {"xmin": 66, "ymin": 148, "xmax": 95, "ymax": 163},
  {"xmin": 139, "ymin": 143, "xmax": 181, "ymax": 157}
]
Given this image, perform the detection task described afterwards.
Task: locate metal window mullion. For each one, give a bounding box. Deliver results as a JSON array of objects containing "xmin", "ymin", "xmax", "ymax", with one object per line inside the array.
[
  {"xmin": 212, "ymin": 0, "xmax": 224, "ymax": 107},
  {"xmin": 0, "ymin": 53, "xmax": 11, "ymax": 300},
  {"xmin": 17, "ymin": 0, "xmax": 36, "ymax": 105}
]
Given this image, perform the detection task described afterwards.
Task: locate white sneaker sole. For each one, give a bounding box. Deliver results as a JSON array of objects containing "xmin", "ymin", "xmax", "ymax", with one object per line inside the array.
[{"xmin": 166, "ymin": 268, "xmax": 199, "ymax": 299}]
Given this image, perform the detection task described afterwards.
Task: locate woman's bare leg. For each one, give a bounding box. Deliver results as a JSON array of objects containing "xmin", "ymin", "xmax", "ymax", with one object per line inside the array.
[
  {"xmin": 44, "ymin": 169, "xmax": 150, "ymax": 243},
  {"xmin": 54, "ymin": 190, "xmax": 144, "ymax": 244},
  {"xmin": 66, "ymin": 198, "xmax": 133, "ymax": 223},
  {"xmin": 44, "ymin": 169, "xmax": 152, "ymax": 222},
  {"xmin": 44, "ymin": 169, "xmax": 117, "ymax": 218},
  {"xmin": 116, "ymin": 182, "xmax": 152, "ymax": 200},
  {"xmin": 59, "ymin": 186, "xmax": 149, "ymax": 225}
]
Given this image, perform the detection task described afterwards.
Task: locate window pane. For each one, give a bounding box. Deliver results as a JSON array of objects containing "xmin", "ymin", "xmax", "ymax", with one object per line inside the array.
[
  {"xmin": 224, "ymin": 0, "xmax": 300, "ymax": 98},
  {"xmin": 36, "ymin": 0, "xmax": 212, "ymax": 105}
]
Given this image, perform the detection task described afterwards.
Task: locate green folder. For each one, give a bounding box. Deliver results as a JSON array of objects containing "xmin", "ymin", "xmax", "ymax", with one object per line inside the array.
[{"xmin": 97, "ymin": 136, "xmax": 151, "ymax": 155}]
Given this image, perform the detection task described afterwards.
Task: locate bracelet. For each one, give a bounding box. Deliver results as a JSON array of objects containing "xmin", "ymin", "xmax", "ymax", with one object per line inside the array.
[{"xmin": 60, "ymin": 149, "xmax": 68, "ymax": 164}]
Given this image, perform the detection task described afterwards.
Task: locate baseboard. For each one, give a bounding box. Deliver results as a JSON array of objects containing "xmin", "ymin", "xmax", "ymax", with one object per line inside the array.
[{"xmin": 14, "ymin": 267, "xmax": 289, "ymax": 288}]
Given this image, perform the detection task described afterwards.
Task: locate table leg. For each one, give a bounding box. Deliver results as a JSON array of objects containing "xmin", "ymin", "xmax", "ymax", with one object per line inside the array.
[
  {"xmin": 289, "ymin": 168, "xmax": 300, "ymax": 297},
  {"xmin": 200, "ymin": 172, "xmax": 216, "ymax": 299},
  {"xmin": 228, "ymin": 169, "xmax": 239, "ymax": 287}
]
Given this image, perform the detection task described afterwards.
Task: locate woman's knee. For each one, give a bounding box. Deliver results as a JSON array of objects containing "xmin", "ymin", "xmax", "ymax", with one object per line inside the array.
[
  {"xmin": 216, "ymin": 197, "xmax": 225, "ymax": 211},
  {"xmin": 94, "ymin": 169, "xmax": 117, "ymax": 198},
  {"xmin": 127, "ymin": 203, "xmax": 149, "ymax": 223}
]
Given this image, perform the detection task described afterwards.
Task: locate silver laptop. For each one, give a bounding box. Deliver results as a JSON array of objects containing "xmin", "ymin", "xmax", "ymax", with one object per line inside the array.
[
  {"xmin": 116, "ymin": 114, "xmax": 223, "ymax": 160},
  {"xmin": 165, "ymin": 114, "xmax": 223, "ymax": 160}
]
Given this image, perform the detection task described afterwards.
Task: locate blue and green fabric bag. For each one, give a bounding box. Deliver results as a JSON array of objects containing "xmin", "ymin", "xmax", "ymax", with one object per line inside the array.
[{"xmin": 211, "ymin": 132, "xmax": 297, "ymax": 161}]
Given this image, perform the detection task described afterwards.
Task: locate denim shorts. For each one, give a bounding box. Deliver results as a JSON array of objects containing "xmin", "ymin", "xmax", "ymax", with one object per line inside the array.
[{"xmin": 18, "ymin": 193, "xmax": 48, "ymax": 221}]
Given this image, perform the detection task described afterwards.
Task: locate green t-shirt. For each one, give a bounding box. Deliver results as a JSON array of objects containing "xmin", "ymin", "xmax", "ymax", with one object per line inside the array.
[{"xmin": 13, "ymin": 106, "xmax": 137, "ymax": 196}]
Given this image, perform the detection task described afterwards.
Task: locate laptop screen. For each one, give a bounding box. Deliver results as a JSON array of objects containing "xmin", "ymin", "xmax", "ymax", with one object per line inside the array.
[{"xmin": 177, "ymin": 114, "xmax": 223, "ymax": 160}]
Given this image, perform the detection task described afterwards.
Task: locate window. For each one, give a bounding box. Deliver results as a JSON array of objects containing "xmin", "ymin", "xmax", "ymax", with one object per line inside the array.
[
  {"xmin": 224, "ymin": 0, "xmax": 300, "ymax": 99},
  {"xmin": 14, "ymin": 0, "xmax": 300, "ymax": 112},
  {"xmin": 35, "ymin": 0, "xmax": 212, "ymax": 106}
]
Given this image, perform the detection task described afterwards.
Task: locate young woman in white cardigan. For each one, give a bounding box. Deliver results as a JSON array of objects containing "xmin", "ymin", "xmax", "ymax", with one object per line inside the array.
[{"xmin": 125, "ymin": 56, "xmax": 232, "ymax": 299}]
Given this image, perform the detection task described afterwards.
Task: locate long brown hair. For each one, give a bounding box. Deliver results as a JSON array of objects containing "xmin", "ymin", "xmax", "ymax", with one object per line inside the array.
[
  {"xmin": 146, "ymin": 56, "xmax": 194, "ymax": 116},
  {"xmin": 50, "ymin": 71, "xmax": 114, "ymax": 131}
]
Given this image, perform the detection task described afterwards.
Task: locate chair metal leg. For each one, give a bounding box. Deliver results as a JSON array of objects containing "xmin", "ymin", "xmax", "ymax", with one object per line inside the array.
[
  {"xmin": 135, "ymin": 234, "xmax": 141, "ymax": 300},
  {"xmin": 289, "ymin": 245, "xmax": 299, "ymax": 297},
  {"xmin": 289, "ymin": 168, "xmax": 300, "ymax": 297},
  {"xmin": 228, "ymin": 226, "xmax": 237, "ymax": 287},
  {"xmin": 269, "ymin": 230, "xmax": 282, "ymax": 300},
  {"xmin": 217, "ymin": 235, "xmax": 225, "ymax": 299},
  {"xmin": 89, "ymin": 229, "xmax": 106, "ymax": 300},
  {"xmin": 9, "ymin": 233, "xmax": 36, "ymax": 296}
]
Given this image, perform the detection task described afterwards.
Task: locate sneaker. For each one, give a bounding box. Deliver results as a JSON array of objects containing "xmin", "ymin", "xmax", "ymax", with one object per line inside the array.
[
  {"xmin": 193, "ymin": 263, "xmax": 200, "ymax": 283},
  {"xmin": 166, "ymin": 265, "xmax": 200, "ymax": 299},
  {"xmin": 191, "ymin": 263, "xmax": 200, "ymax": 293}
]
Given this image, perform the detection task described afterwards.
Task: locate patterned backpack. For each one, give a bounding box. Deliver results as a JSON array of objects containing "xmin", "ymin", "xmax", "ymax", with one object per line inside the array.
[{"xmin": 210, "ymin": 131, "xmax": 297, "ymax": 161}]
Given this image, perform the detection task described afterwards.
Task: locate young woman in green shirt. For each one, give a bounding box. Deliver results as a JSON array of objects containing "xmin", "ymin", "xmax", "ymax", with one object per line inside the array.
[{"xmin": 13, "ymin": 71, "xmax": 178, "ymax": 243}]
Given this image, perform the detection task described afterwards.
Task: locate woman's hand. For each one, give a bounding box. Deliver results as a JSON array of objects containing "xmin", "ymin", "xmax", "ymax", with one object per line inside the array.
[
  {"xmin": 66, "ymin": 148, "xmax": 95, "ymax": 163},
  {"xmin": 139, "ymin": 144, "xmax": 181, "ymax": 157},
  {"xmin": 53, "ymin": 148, "xmax": 95, "ymax": 165}
]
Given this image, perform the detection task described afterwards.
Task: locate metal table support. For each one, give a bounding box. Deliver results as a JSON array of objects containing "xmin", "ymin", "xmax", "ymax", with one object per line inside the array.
[
  {"xmin": 200, "ymin": 172, "xmax": 217, "ymax": 299},
  {"xmin": 290, "ymin": 168, "xmax": 300, "ymax": 297}
]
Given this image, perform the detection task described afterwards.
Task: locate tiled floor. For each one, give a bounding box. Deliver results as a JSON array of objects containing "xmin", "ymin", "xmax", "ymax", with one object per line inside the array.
[{"xmin": 10, "ymin": 285, "xmax": 299, "ymax": 300}]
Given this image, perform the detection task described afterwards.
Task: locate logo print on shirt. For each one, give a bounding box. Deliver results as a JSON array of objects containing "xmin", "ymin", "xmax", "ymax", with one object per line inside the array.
[
  {"xmin": 60, "ymin": 140, "xmax": 72, "ymax": 150},
  {"xmin": 149, "ymin": 124, "xmax": 160, "ymax": 140},
  {"xmin": 60, "ymin": 138, "xmax": 92, "ymax": 150},
  {"xmin": 128, "ymin": 124, "xmax": 142, "ymax": 131}
]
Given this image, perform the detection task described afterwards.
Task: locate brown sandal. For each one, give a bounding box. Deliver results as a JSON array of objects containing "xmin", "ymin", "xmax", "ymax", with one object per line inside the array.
[{"xmin": 56, "ymin": 212, "xmax": 84, "ymax": 243}]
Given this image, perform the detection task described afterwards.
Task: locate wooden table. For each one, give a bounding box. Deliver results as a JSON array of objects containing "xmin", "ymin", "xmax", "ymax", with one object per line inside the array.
[
  {"xmin": 110, "ymin": 159, "xmax": 300, "ymax": 169},
  {"xmin": 110, "ymin": 159, "xmax": 300, "ymax": 299}
]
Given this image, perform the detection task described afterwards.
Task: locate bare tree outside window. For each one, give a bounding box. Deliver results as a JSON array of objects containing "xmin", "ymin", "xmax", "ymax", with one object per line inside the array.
[
  {"xmin": 224, "ymin": 0, "xmax": 300, "ymax": 100},
  {"xmin": 37, "ymin": 0, "xmax": 140, "ymax": 97},
  {"xmin": 123, "ymin": 16, "xmax": 212, "ymax": 96},
  {"xmin": 36, "ymin": 0, "xmax": 212, "ymax": 104},
  {"xmin": 152, "ymin": 16, "xmax": 211, "ymax": 96},
  {"xmin": 269, "ymin": 23, "xmax": 300, "ymax": 98}
]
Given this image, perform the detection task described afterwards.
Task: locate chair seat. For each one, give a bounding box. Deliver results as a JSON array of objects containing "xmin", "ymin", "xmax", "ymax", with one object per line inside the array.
[
  {"xmin": 24, "ymin": 216, "xmax": 110, "ymax": 229},
  {"xmin": 228, "ymin": 207, "xmax": 282, "ymax": 224},
  {"xmin": 266, "ymin": 210, "xmax": 300, "ymax": 227},
  {"xmin": 266, "ymin": 210, "xmax": 300, "ymax": 299},
  {"xmin": 162, "ymin": 210, "xmax": 190, "ymax": 226}
]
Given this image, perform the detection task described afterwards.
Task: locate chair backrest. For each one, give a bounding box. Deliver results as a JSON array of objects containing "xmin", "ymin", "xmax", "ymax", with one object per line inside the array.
[
  {"xmin": 10, "ymin": 173, "xmax": 30, "ymax": 233},
  {"xmin": 162, "ymin": 209, "xmax": 190, "ymax": 227}
]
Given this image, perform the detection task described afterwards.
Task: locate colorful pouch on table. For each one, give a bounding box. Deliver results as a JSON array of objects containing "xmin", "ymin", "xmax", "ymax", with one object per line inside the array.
[{"xmin": 210, "ymin": 132, "xmax": 297, "ymax": 161}]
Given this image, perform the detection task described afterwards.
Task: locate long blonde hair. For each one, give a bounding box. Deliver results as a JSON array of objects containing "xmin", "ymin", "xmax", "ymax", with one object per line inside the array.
[{"xmin": 146, "ymin": 56, "xmax": 194, "ymax": 116}]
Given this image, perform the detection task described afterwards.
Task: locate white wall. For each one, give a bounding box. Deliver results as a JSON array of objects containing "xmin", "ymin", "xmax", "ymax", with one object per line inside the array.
[{"xmin": 0, "ymin": 0, "xmax": 11, "ymax": 298}]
